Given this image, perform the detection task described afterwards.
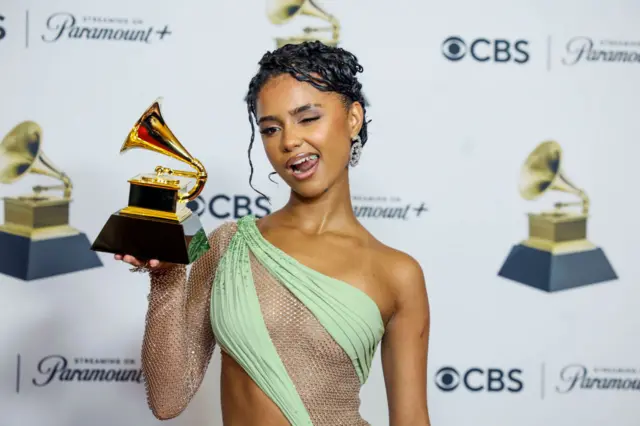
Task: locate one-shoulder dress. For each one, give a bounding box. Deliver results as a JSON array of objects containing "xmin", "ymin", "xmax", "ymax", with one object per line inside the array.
[{"xmin": 141, "ymin": 215, "xmax": 385, "ymax": 425}]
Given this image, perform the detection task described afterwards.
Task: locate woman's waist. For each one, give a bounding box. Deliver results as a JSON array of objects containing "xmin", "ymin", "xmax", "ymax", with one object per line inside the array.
[{"xmin": 220, "ymin": 350, "xmax": 368, "ymax": 425}]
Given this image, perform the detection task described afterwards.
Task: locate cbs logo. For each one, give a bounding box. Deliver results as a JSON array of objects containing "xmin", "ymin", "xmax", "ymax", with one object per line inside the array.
[
  {"xmin": 442, "ymin": 36, "xmax": 530, "ymax": 64},
  {"xmin": 187, "ymin": 194, "xmax": 271, "ymax": 219},
  {"xmin": 434, "ymin": 366, "xmax": 524, "ymax": 392}
]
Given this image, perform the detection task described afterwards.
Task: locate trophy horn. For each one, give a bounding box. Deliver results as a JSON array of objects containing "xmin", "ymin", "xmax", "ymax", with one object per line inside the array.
[
  {"xmin": 0, "ymin": 121, "xmax": 72, "ymax": 198},
  {"xmin": 518, "ymin": 140, "xmax": 589, "ymax": 214},
  {"xmin": 267, "ymin": 0, "xmax": 340, "ymax": 46},
  {"xmin": 120, "ymin": 98, "xmax": 207, "ymax": 202}
]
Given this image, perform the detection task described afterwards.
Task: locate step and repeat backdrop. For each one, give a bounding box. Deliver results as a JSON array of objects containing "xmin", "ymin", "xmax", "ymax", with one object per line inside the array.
[{"xmin": 1, "ymin": 0, "xmax": 639, "ymax": 425}]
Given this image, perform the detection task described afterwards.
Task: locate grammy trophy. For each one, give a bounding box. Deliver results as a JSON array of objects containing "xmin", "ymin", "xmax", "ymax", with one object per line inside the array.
[
  {"xmin": 0, "ymin": 121, "xmax": 103, "ymax": 280},
  {"xmin": 91, "ymin": 99, "xmax": 210, "ymax": 265},
  {"xmin": 498, "ymin": 140, "xmax": 617, "ymax": 292}
]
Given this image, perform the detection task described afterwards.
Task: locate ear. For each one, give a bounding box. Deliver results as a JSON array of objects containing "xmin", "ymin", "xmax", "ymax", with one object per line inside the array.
[{"xmin": 347, "ymin": 101, "xmax": 364, "ymax": 140}]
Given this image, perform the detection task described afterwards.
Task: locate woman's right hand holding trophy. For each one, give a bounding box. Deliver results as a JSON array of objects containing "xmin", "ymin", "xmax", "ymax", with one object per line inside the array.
[{"xmin": 114, "ymin": 254, "xmax": 172, "ymax": 271}]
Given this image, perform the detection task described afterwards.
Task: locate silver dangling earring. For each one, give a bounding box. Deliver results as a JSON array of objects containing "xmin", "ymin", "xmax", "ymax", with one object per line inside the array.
[{"xmin": 349, "ymin": 135, "xmax": 363, "ymax": 167}]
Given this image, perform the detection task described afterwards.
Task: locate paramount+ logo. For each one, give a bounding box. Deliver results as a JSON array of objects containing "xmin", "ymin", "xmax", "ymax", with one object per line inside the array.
[
  {"xmin": 442, "ymin": 36, "xmax": 530, "ymax": 64},
  {"xmin": 434, "ymin": 366, "xmax": 524, "ymax": 393}
]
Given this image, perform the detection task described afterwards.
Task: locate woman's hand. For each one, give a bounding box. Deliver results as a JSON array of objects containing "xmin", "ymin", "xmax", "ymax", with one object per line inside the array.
[{"xmin": 114, "ymin": 254, "xmax": 173, "ymax": 270}]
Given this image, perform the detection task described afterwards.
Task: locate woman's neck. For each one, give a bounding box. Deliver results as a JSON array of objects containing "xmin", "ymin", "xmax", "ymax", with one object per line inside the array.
[{"xmin": 280, "ymin": 171, "xmax": 357, "ymax": 235}]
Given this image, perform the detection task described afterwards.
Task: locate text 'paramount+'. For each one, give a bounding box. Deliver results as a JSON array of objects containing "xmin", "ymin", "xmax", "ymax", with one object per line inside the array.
[
  {"xmin": 16, "ymin": 355, "xmax": 142, "ymax": 393},
  {"xmin": 352, "ymin": 196, "xmax": 428, "ymax": 220},
  {"xmin": 41, "ymin": 13, "xmax": 171, "ymax": 43}
]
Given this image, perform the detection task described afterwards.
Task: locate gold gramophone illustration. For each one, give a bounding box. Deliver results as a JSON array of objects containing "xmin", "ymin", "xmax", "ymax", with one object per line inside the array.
[
  {"xmin": 91, "ymin": 98, "xmax": 210, "ymax": 264},
  {"xmin": 0, "ymin": 121, "xmax": 102, "ymax": 281},
  {"xmin": 265, "ymin": 0, "xmax": 369, "ymax": 106},
  {"xmin": 498, "ymin": 140, "xmax": 617, "ymax": 292},
  {"xmin": 267, "ymin": 0, "xmax": 340, "ymax": 47}
]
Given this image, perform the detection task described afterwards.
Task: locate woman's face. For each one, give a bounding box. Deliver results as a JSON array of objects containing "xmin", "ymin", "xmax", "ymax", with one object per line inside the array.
[{"xmin": 255, "ymin": 73, "xmax": 363, "ymax": 198}]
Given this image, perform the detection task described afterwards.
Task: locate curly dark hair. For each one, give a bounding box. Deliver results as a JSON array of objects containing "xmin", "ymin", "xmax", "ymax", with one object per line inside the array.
[{"xmin": 243, "ymin": 40, "xmax": 369, "ymax": 199}]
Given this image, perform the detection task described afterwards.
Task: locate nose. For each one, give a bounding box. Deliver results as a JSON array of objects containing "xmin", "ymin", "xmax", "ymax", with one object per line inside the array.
[{"xmin": 281, "ymin": 128, "xmax": 303, "ymax": 153}]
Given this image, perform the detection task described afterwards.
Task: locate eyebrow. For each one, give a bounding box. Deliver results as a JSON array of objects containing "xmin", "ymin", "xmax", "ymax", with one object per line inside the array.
[{"xmin": 257, "ymin": 103, "xmax": 322, "ymax": 125}]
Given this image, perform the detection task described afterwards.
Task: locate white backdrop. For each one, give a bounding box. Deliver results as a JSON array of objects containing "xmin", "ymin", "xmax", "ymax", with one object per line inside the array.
[{"xmin": 1, "ymin": 0, "xmax": 639, "ymax": 425}]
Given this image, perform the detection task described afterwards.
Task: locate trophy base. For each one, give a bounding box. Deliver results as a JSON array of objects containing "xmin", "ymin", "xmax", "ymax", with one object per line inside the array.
[
  {"xmin": 90, "ymin": 210, "xmax": 210, "ymax": 265},
  {"xmin": 4, "ymin": 196, "xmax": 72, "ymax": 229},
  {"xmin": 497, "ymin": 243, "xmax": 617, "ymax": 293},
  {"xmin": 0, "ymin": 229, "xmax": 103, "ymax": 281}
]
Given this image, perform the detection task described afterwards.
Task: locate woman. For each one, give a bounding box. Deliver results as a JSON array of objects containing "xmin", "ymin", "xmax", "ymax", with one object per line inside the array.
[{"xmin": 116, "ymin": 41, "xmax": 431, "ymax": 426}]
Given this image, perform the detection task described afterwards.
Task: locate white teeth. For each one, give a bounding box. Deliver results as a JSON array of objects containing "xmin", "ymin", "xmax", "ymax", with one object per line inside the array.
[
  {"xmin": 291, "ymin": 154, "xmax": 318, "ymax": 166},
  {"xmin": 291, "ymin": 154, "xmax": 318, "ymax": 174}
]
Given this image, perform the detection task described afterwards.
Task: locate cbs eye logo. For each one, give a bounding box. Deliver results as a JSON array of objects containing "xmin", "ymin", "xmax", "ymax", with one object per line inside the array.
[
  {"xmin": 442, "ymin": 36, "xmax": 530, "ymax": 64},
  {"xmin": 442, "ymin": 37, "xmax": 467, "ymax": 62},
  {"xmin": 435, "ymin": 367, "xmax": 460, "ymax": 391},
  {"xmin": 187, "ymin": 196, "xmax": 206, "ymax": 216}
]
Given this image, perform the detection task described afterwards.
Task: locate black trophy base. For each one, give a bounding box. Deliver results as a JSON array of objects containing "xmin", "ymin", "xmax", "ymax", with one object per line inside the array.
[
  {"xmin": 90, "ymin": 211, "xmax": 209, "ymax": 265},
  {"xmin": 0, "ymin": 231, "xmax": 103, "ymax": 281},
  {"xmin": 498, "ymin": 244, "xmax": 618, "ymax": 293}
]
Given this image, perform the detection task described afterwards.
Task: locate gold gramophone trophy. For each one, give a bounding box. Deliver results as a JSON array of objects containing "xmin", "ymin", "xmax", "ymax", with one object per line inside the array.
[
  {"xmin": 91, "ymin": 99, "xmax": 210, "ymax": 265},
  {"xmin": 267, "ymin": 0, "xmax": 340, "ymax": 47},
  {"xmin": 498, "ymin": 140, "xmax": 617, "ymax": 292},
  {"xmin": 0, "ymin": 121, "xmax": 102, "ymax": 281}
]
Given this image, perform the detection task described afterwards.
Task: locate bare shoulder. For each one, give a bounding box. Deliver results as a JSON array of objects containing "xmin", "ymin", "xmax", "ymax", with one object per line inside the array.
[
  {"xmin": 365, "ymin": 236, "xmax": 430, "ymax": 359},
  {"xmin": 362, "ymin": 237, "xmax": 428, "ymax": 322},
  {"xmin": 366, "ymin": 235, "xmax": 427, "ymax": 308}
]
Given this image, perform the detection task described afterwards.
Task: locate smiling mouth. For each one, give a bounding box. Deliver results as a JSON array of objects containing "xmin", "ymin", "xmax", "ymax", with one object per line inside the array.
[
  {"xmin": 287, "ymin": 153, "xmax": 320, "ymax": 180},
  {"xmin": 290, "ymin": 154, "xmax": 319, "ymax": 173}
]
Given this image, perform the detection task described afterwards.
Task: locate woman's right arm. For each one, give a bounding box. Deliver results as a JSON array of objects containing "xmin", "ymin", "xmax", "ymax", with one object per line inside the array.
[{"xmin": 122, "ymin": 223, "xmax": 233, "ymax": 420}]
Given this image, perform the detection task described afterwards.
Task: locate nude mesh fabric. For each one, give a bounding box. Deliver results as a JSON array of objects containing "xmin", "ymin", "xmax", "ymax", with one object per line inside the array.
[
  {"xmin": 250, "ymin": 250, "xmax": 369, "ymax": 426},
  {"xmin": 139, "ymin": 223, "xmax": 235, "ymax": 418},
  {"xmin": 140, "ymin": 221, "xmax": 369, "ymax": 425}
]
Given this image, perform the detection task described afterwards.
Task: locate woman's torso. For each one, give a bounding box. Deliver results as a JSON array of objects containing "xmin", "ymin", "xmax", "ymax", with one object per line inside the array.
[{"xmin": 212, "ymin": 216, "xmax": 395, "ymax": 425}]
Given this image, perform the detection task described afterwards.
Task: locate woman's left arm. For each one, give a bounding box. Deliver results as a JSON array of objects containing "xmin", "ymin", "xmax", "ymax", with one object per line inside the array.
[{"xmin": 381, "ymin": 254, "xmax": 431, "ymax": 426}]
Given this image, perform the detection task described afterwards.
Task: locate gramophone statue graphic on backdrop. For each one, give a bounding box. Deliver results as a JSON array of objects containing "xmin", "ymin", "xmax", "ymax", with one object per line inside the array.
[
  {"xmin": 267, "ymin": 0, "xmax": 340, "ymax": 47},
  {"xmin": 266, "ymin": 0, "xmax": 369, "ymax": 105},
  {"xmin": 498, "ymin": 140, "xmax": 617, "ymax": 293},
  {"xmin": 91, "ymin": 98, "xmax": 210, "ymax": 265},
  {"xmin": 0, "ymin": 121, "xmax": 102, "ymax": 281}
]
